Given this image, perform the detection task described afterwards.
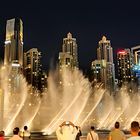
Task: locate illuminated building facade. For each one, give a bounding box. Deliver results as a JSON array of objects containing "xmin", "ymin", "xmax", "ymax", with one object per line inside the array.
[
  {"xmin": 97, "ymin": 36, "xmax": 113, "ymax": 63},
  {"xmin": 131, "ymin": 46, "xmax": 140, "ymax": 90},
  {"xmin": 4, "ymin": 18, "xmax": 23, "ymax": 67},
  {"xmin": 97, "ymin": 36, "xmax": 115, "ymax": 90},
  {"xmin": 40, "ymin": 71, "xmax": 47, "ymax": 92},
  {"xmin": 59, "ymin": 52, "xmax": 73, "ymax": 69},
  {"xmin": 24, "ymin": 48, "xmax": 42, "ymax": 91},
  {"xmin": 133, "ymin": 65, "xmax": 140, "ymax": 91},
  {"xmin": 59, "ymin": 32, "xmax": 78, "ymax": 69},
  {"xmin": 91, "ymin": 60, "xmax": 106, "ymax": 84},
  {"xmin": 117, "ymin": 49, "xmax": 132, "ymax": 86},
  {"xmin": 131, "ymin": 45, "xmax": 140, "ymax": 65}
]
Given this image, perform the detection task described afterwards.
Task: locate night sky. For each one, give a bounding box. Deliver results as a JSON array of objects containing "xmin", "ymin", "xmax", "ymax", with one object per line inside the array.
[{"xmin": 0, "ymin": 0, "xmax": 140, "ymax": 71}]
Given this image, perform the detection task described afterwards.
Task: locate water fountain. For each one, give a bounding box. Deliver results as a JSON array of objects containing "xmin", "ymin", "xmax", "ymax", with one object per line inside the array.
[{"xmin": 0, "ymin": 65, "xmax": 140, "ymax": 135}]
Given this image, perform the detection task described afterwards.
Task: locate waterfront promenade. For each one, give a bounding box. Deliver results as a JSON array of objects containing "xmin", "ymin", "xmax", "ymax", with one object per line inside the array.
[{"xmin": 6, "ymin": 131, "xmax": 130, "ymax": 140}]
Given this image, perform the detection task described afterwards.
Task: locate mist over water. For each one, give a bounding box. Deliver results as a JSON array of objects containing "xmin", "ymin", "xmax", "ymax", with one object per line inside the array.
[{"xmin": 0, "ymin": 65, "xmax": 140, "ymax": 135}]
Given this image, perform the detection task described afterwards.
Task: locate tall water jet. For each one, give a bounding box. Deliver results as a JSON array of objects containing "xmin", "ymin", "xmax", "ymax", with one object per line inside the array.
[
  {"xmin": 0, "ymin": 65, "xmax": 41, "ymax": 135},
  {"xmin": 0, "ymin": 64, "xmax": 140, "ymax": 134},
  {"xmin": 32, "ymin": 67, "xmax": 92, "ymax": 134}
]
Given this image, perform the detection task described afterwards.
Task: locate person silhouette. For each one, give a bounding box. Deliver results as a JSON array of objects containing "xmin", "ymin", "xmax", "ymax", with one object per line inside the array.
[
  {"xmin": 75, "ymin": 126, "xmax": 82, "ymax": 140},
  {"xmin": 87, "ymin": 126, "xmax": 99, "ymax": 140},
  {"xmin": 0, "ymin": 131, "xmax": 5, "ymax": 140},
  {"xmin": 56, "ymin": 121, "xmax": 78, "ymax": 140},
  {"xmin": 127, "ymin": 121, "xmax": 140, "ymax": 140},
  {"xmin": 109, "ymin": 122, "xmax": 125, "ymax": 140},
  {"xmin": 9, "ymin": 127, "xmax": 22, "ymax": 140},
  {"xmin": 20, "ymin": 126, "xmax": 30, "ymax": 140}
]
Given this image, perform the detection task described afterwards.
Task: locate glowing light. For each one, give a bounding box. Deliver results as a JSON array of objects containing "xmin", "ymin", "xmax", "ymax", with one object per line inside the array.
[
  {"xmin": 12, "ymin": 63, "xmax": 20, "ymax": 67},
  {"xmin": 118, "ymin": 50, "xmax": 126, "ymax": 55},
  {"xmin": 5, "ymin": 40, "xmax": 11, "ymax": 44}
]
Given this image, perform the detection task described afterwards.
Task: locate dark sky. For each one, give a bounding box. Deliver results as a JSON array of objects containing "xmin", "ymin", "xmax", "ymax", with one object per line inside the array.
[{"xmin": 0, "ymin": 0, "xmax": 140, "ymax": 70}]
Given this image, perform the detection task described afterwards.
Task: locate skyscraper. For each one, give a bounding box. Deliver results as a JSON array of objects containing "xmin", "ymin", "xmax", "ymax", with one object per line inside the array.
[
  {"xmin": 24, "ymin": 48, "xmax": 42, "ymax": 91},
  {"xmin": 59, "ymin": 32, "xmax": 78, "ymax": 69},
  {"xmin": 117, "ymin": 49, "xmax": 132, "ymax": 87},
  {"xmin": 97, "ymin": 36, "xmax": 115, "ymax": 91},
  {"xmin": 131, "ymin": 45, "xmax": 140, "ymax": 65},
  {"xmin": 97, "ymin": 36, "xmax": 113, "ymax": 63},
  {"xmin": 4, "ymin": 18, "xmax": 23, "ymax": 67},
  {"xmin": 91, "ymin": 60, "xmax": 106, "ymax": 84},
  {"xmin": 131, "ymin": 46, "xmax": 140, "ymax": 91}
]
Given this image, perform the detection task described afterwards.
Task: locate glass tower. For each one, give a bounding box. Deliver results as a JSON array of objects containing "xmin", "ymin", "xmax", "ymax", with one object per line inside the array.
[{"xmin": 4, "ymin": 18, "xmax": 23, "ymax": 67}]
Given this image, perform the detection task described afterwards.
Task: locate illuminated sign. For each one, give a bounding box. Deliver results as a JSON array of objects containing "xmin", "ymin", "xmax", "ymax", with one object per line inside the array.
[{"xmin": 118, "ymin": 50, "xmax": 126, "ymax": 55}]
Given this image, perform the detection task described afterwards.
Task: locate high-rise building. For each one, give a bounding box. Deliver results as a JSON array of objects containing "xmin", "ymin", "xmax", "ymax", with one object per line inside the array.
[
  {"xmin": 91, "ymin": 60, "xmax": 106, "ymax": 84},
  {"xmin": 97, "ymin": 36, "xmax": 113, "ymax": 63},
  {"xmin": 40, "ymin": 71, "xmax": 47, "ymax": 92},
  {"xmin": 131, "ymin": 45, "xmax": 140, "ymax": 65},
  {"xmin": 24, "ymin": 48, "xmax": 42, "ymax": 91},
  {"xmin": 59, "ymin": 52, "xmax": 73, "ymax": 68},
  {"xmin": 59, "ymin": 32, "xmax": 78, "ymax": 69},
  {"xmin": 97, "ymin": 36, "xmax": 115, "ymax": 91},
  {"xmin": 131, "ymin": 46, "xmax": 140, "ymax": 91},
  {"xmin": 4, "ymin": 18, "xmax": 23, "ymax": 67},
  {"xmin": 117, "ymin": 49, "xmax": 133, "ymax": 87}
]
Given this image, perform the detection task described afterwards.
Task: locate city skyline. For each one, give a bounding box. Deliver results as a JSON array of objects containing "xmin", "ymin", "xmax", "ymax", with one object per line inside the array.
[
  {"xmin": 0, "ymin": 0, "xmax": 140, "ymax": 70},
  {"xmin": 0, "ymin": 23, "xmax": 140, "ymax": 71},
  {"xmin": 2, "ymin": 17, "xmax": 140, "ymax": 92},
  {"xmin": 1, "ymin": 1, "xmax": 140, "ymax": 131}
]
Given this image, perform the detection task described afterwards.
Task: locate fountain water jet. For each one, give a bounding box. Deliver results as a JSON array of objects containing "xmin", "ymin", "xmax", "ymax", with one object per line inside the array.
[
  {"xmin": 0, "ymin": 65, "xmax": 140, "ymax": 134},
  {"xmin": 39, "ymin": 68, "xmax": 91, "ymax": 134}
]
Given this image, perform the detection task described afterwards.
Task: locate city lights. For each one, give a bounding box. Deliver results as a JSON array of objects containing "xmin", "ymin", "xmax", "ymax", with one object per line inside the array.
[{"xmin": 0, "ymin": 16, "xmax": 140, "ymax": 137}]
